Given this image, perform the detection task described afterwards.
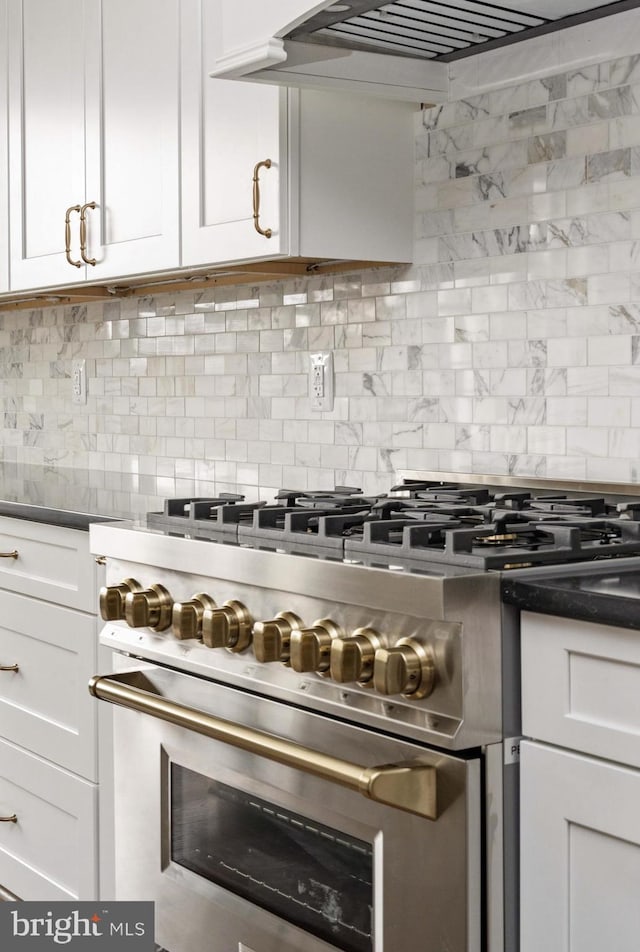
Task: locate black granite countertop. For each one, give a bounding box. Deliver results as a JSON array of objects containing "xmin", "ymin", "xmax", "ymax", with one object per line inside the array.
[
  {"xmin": 0, "ymin": 462, "xmax": 200, "ymax": 530},
  {"xmin": 501, "ymin": 557, "xmax": 640, "ymax": 631}
]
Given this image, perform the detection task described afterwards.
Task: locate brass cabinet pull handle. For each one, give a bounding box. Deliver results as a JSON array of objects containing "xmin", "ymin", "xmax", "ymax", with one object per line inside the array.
[
  {"xmin": 64, "ymin": 205, "xmax": 82, "ymax": 267},
  {"xmin": 252, "ymin": 159, "xmax": 273, "ymax": 238},
  {"xmin": 80, "ymin": 202, "xmax": 97, "ymax": 265},
  {"xmin": 0, "ymin": 815, "xmax": 17, "ymax": 823},
  {"xmin": 0, "ymin": 664, "xmax": 19, "ymax": 672},
  {"xmin": 89, "ymin": 670, "xmax": 438, "ymax": 820},
  {"xmin": 0, "ymin": 550, "xmax": 18, "ymax": 559}
]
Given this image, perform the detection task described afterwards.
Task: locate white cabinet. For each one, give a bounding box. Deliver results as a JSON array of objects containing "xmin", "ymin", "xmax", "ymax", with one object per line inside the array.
[
  {"xmin": 520, "ymin": 611, "xmax": 640, "ymax": 952},
  {"xmin": 520, "ymin": 740, "xmax": 640, "ymax": 952},
  {"xmin": 0, "ymin": 738, "xmax": 98, "ymax": 901},
  {"xmin": 7, "ymin": 0, "xmax": 180, "ymax": 292},
  {"xmin": 0, "ymin": 0, "xmax": 8, "ymax": 293},
  {"xmin": 0, "ymin": 516, "xmax": 103, "ymax": 901},
  {"xmin": 3, "ymin": 0, "xmax": 413, "ymax": 300},
  {"xmin": 180, "ymin": 0, "xmax": 414, "ymax": 268}
]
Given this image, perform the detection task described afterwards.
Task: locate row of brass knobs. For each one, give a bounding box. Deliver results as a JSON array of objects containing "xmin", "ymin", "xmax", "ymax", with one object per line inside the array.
[{"xmin": 99, "ymin": 579, "xmax": 435, "ymax": 699}]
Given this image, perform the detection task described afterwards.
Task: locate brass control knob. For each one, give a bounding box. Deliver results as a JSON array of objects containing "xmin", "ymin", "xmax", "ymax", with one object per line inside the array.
[
  {"xmin": 329, "ymin": 627, "xmax": 385, "ymax": 685},
  {"xmin": 252, "ymin": 612, "xmax": 302, "ymax": 664},
  {"xmin": 373, "ymin": 638, "xmax": 436, "ymax": 700},
  {"xmin": 290, "ymin": 619, "xmax": 342, "ymax": 674},
  {"xmin": 124, "ymin": 584, "xmax": 173, "ymax": 632},
  {"xmin": 202, "ymin": 600, "xmax": 253, "ymax": 653},
  {"xmin": 99, "ymin": 578, "xmax": 143, "ymax": 621},
  {"xmin": 172, "ymin": 593, "xmax": 217, "ymax": 640}
]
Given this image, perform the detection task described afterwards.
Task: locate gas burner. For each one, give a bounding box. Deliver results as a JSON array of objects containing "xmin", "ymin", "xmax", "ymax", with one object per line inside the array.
[
  {"xmin": 341, "ymin": 514, "xmax": 640, "ymax": 570},
  {"xmin": 444, "ymin": 519, "xmax": 640, "ymax": 569},
  {"xmin": 474, "ymin": 533, "xmax": 521, "ymax": 546}
]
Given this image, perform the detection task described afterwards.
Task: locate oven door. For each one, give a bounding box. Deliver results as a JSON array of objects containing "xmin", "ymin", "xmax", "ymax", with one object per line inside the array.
[{"xmin": 91, "ymin": 657, "xmax": 481, "ymax": 952}]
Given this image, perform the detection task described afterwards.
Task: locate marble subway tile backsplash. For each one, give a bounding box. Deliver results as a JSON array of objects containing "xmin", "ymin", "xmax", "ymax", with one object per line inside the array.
[{"xmin": 4, "ymin": 49, "xmax": 640, "ymax": 496}]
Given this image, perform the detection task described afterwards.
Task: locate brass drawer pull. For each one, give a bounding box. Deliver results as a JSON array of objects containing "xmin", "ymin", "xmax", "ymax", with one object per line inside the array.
[
  {"xmin": 64, "ymin": 205, "xmax": 82, "ymax": 268},
  {"xmin": 90, "ymin": 670, "xmax": 438, "ymax": 821},
  {"xmin": 0, "ymin": 664, "xmax": 19, "ymax": 672},
  {"xmin": 252, "ymin": 158, "xmax": 273, "ymax": 238},
  {"xmin": 0, "ymin": 550, "xmax": 18, "ymax": 559},
  {"xmin": 0, "ymin": 815, "xmax": 17, "ymax": 823},
  {"xmin": 80, "ymin": 201, "xmax": 97, "ymax": 265}
]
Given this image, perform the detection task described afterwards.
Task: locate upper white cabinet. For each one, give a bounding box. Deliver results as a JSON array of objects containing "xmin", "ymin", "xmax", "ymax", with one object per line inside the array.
[
  {"xmin": 2, "ymin": 0, "xmax": 414, "ymax": 298},
  {"xmin": 7, "ymin": 0, "xmax": 180, "ymax": 292},
  {"xmin": 181, "ymin": 0, "xmax": 414, "ymax": 268},
  {"xmin": 0, "ymin": 0, "xmax": 8, "ymax": 293}
]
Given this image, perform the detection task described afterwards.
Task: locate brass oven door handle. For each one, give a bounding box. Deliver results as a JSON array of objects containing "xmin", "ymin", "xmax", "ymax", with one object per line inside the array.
[
  {"xmin": 79, "ymin": 202, "xmax": 97, "ymax": 265},
  {"xmin": 89, "ymin": 670, "xmax": 437, "ymax": 821},
  {"xmin": 252, "ymin": 159, "xmax": 273, "ymax": 238},
  {"xmin": 0, "ymin": 883, "xmax": 22, "ymax": 901},
  {"xmin": 64, "ymin": 205, "xmax": 82, "ymax": 267}
]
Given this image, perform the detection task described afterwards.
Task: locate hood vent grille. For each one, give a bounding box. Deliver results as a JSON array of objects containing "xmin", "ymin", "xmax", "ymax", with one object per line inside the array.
[{"xmin": 286, "ymin": 0, "xmax": 640, "ymax": 62}]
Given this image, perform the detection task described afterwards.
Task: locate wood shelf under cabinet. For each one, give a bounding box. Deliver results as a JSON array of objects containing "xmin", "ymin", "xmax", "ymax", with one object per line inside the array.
[{"xmin": 0, "ymin": 257, "xmax": 403, "ymax": 312}]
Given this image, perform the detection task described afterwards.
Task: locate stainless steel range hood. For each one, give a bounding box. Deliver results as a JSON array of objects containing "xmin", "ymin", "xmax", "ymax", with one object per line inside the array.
[{"xmin": 212, "ymin": 0, "xmax": 640, "ymax": 101}]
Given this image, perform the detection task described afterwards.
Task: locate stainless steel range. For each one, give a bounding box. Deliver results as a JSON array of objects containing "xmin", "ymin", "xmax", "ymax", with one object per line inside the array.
[{"xmin": 89, "ymin": 473, "xmax": 640, "ymax": 952}]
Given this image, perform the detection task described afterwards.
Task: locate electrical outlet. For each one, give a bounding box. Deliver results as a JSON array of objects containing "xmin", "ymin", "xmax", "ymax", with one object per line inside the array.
[
  {"xmin": 309, "ymin": 352, "xmax": 334, "ymax": 411},
  {"xmin": 71, "ymin": 358, "xmax": 87, "ymax": 405}
]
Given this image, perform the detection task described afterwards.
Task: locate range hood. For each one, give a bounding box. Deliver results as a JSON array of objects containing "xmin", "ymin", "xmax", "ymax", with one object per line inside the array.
[{"xmin": 212, "ymin": 0, "xmax": 640, "ymax": 101}]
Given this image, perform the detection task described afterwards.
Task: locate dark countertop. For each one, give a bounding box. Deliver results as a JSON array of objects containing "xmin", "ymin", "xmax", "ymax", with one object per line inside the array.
[
  {"xmin": 501, "ymin": 557, "xmax": 640, "ymax": 631},
  {"xmin": 0, "ymin": 462, "xmax": 187, "ymax": 530}
]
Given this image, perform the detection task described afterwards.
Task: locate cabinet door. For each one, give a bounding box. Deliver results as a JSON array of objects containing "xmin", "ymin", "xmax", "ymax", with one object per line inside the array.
[
  {"xmin": 520, "ymin": 740, "xmax": 640, "ymax": 952},
  {"xmin": 0, "ymin": 737, "xmax": 98, "ymax": 900},
  {"xmin": 0, "ymin": 0, "xmax": 8, "ymax": 293},
  {"xmin": 8, "ymin": 0, "xmax": 180, "ymax": 292},
  {"xmin": 8, "ymin": 0, "xmax": 87, "ymax": 290},
  {"xmin": 0, "ymin": 516, "xmax": 97, "ymax": 611},
  {"xmin": 181, "ymin": 0, "xmax": 286, "ymax": 266},
  {"xmin": 0, "ymin": 590, "xmax": 98, "ymax": 780},
  {"xmin": 83, "ymin": 0, "xmax": 180, "ymax": 280}
]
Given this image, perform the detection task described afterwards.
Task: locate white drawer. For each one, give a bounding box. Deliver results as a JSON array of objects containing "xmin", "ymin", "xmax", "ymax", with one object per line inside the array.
[
  {"xmin": 0, "ymin": 517, "xmax": 97, "ymax": 612},
  {"xmin": 0, "ymin": 591, "xmax": 98, "ymax": 780},
  {"xmin": 0, "ymin": 738, "xmax": 98, "ymax": 901},
  {"xmin": 521, "ymin": 611, "xmax": 640, "ymax": 767}
]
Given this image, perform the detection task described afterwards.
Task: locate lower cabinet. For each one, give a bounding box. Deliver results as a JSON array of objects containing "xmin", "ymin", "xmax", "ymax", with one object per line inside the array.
[
  {"xmin": 520, "ymin": 741, "xmax": 640, "ymax": 952},
  {"xmin": 0, "ymin": 738, "xmax": 98, "ymax": 900},
  {"xmin": 520, "ymin": 611, "xmax": 640, "ymax": 952},
  {"xmin": 0, "ymin": 516, "xmax": 103, "ymax": 901}
]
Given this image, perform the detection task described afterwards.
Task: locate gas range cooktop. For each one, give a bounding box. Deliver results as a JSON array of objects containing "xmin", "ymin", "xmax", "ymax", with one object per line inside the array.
[{"xmin": 146, "ymin": 478, "xmax": 640, "ymax": 571}]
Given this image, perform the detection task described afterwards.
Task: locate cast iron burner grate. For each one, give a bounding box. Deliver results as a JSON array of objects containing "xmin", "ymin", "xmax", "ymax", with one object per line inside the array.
[
  {"xmin": 146, "ymin": 481, "xmax": 640, "ymax": 568},
  {"xmin": 343, "ymin": 517, "xmax": 640, "ymax": 569}
]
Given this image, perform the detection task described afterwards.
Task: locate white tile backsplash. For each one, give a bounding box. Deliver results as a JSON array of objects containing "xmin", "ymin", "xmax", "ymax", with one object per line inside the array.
[{"xmin": 4, "ymin": 38, "xmax": 640, "ymax": 494}]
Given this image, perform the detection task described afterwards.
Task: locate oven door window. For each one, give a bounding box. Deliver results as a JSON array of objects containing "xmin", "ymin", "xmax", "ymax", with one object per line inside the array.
[{"xmin": 170, "ymin": 764, "xmax": 373, "ymax": 952}]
